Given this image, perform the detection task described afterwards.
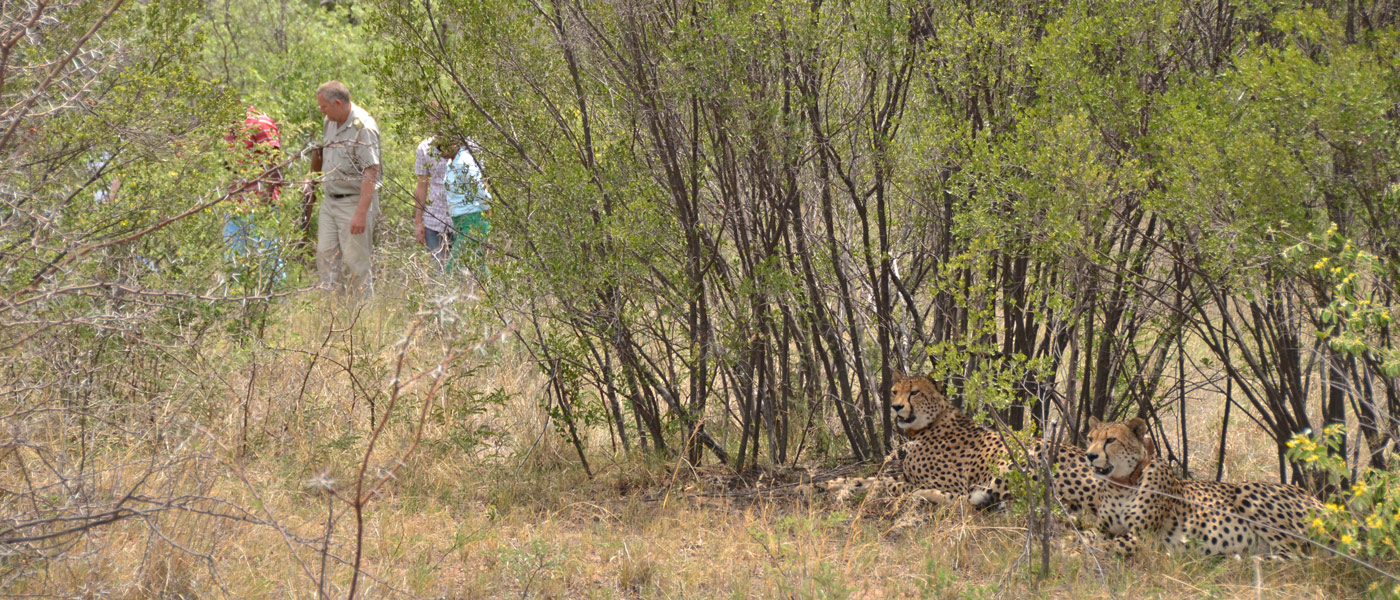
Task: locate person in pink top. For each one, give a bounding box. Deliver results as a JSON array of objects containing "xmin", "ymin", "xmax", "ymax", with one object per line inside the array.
[
  {"xmin": 225, "ymin": 106, "xmax": 283, "ymax": 203},
  {"xmin": 222, "ymin": 105, "xmax": 284, "ymax": 283}
]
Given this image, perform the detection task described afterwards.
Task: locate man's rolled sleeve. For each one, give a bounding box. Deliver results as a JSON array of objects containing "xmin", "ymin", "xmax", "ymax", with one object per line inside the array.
[
  {"xmin": 355, "ymin": 128, "xmax": 381, "ymax": 172},
  {"xmin": 414, "ymin": 143, "xmax": 431, "ymax": 177}
]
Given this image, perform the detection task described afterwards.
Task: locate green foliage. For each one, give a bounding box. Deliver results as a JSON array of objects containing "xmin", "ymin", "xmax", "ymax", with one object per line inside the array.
[
  {"xmin": 363, "ymin": 0, "xmax": 1400, "ymax": 473},
  {"xmin": 197, "ymin": 0, "xmax": 379, "ymax": 144}
]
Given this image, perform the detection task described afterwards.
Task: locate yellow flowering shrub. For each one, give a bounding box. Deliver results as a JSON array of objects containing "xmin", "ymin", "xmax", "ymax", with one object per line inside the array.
[
  {"xmin": 1282, "ymin": 224, "xmax": 1400, "ymax": 376},
  {"xmin": 1288, "ymin": 425, "xmax": 1400, "ymax": 567}
]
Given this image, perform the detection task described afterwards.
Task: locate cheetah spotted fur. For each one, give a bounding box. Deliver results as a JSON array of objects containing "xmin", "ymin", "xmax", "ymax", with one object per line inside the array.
[
  {"xmin": 1085, "ymin": 416, "xmax": 1324, "ymax": 557},
  {"xmin": 808, "ymin": 375, "xmax": 1101, "ymax": 521}
]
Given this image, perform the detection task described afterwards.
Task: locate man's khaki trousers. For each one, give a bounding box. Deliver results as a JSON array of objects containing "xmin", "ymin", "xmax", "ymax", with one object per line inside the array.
[{"xmin": 317, "ymin": 194, "xmax": 378, "ymax": 295}]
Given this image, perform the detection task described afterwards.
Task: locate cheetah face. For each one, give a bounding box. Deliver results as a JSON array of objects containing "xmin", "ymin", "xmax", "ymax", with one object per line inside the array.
[
  {"xmin": 890, "ymin": 375, "xmax": 953, "ymax": 435},
  {"xmin": 1084, "ymin": 417, "xmax": 1150, "ymax": 481}
]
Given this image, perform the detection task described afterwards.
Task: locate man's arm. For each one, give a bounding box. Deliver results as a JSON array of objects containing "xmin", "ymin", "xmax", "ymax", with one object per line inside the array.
[
  {"xmin": 302, "ymin": 147, "xmax": 322, "ymax": 197},
  {"xmin": 350, "ymin": 163, "xmax": 378, "ymax": 235},
  {"xmin": 413, "ymin": 174, "xmax": 429, "ymax": 244}
]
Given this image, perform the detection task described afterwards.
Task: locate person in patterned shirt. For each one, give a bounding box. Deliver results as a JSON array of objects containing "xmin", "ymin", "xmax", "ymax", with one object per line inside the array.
[
  {"xmin": 222, "ymin": 105, "xmax": 284, "ymax": 284},
  {"xmin": 413, "ymin": 135, "xmax": 457, "ymax": 271}
]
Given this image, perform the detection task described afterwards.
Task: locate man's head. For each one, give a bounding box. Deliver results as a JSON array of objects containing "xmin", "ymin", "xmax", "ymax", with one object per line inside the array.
[
  {"xmin": 315, "ymin": 81, "xmax": 352, "ymax": 124},
  {"xmin": 433, "ymin": 132, "xmax": 457, "ymax": 156}
]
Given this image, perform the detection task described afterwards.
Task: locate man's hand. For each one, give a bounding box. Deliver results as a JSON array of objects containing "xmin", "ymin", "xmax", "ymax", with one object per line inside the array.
[
  {"xmin": 352, "ymin": 165, "xmax": 378, "ymax": 236},
  {"xmin": 299, "ymin": 182, "xmax": 317, "ymax": 223},
  {"xmin": 351, "ymin": 209, "xmax": 368, "ymax": 235},
  {"xmin": 415, "ymin": 221, "xmax": 427, "ymax": 244}
]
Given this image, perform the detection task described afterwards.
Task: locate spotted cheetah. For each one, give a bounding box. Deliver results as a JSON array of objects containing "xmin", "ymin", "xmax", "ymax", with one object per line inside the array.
[
  {"xmin": 967, "ymin": 435, "xmax": 1103, "ymax": 518},
  {"xmin": 1085, "ymin": 416, "xmax": 1324, "ymax": 557},
  {"xmin": 807, "ymin": 375, "xmax": 1100, "ymax": 518}
]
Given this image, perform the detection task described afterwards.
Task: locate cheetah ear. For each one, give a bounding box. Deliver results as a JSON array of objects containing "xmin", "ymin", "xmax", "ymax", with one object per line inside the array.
[
  {"xmin": 1088, "ymin": 416, "xmax": 1101, "ymax": 428},
  {"xmin": 1126, "ymin": 418, "xmax": 1149, "ymax": 441},
  {"xmin": 1141, "ymin": 434, "xmax": 1158, "ymax": 457}
]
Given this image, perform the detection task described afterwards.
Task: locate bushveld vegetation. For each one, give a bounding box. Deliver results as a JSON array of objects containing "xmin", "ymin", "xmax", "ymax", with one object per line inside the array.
[{"xmin": 2, "ymin": 0, "xmax": 1400, "ymax": 597}]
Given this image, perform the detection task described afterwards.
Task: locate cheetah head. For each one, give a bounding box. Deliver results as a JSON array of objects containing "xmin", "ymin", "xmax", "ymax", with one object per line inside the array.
[
  {"xmin": 890, "ymin": 375, "xmax": 954, "ymax": 435},
  {"xmin": 1084, "ymin": 417, "xmax": 1151, "ymax": 483}
]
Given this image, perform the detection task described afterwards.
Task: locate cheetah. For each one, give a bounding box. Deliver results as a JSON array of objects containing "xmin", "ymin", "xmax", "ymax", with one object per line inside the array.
[
  {"xmin": 807, "ymin": 375, "xmax": 1100, "ymax": 518},
  {"xmin": 1085, "ymin": 416, "xmax": 1324, "ymax": 557},
  {"xmin": 967, "ymin": 436, "xmax": 1103, "ymax": 519}
]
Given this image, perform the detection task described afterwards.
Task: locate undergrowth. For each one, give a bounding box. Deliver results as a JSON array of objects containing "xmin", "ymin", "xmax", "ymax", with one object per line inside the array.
[{"xmin": 0, "ymin": 249, "xmax": 1389, "ymax": 598}]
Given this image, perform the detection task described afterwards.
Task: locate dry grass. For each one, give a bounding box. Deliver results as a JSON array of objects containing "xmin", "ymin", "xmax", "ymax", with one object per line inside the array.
[{"xmin": 0, "ymin": 251, "xmax": 1390, "ymax": 599}]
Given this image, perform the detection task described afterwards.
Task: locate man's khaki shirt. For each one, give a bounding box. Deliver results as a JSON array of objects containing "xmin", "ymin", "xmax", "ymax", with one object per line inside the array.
[{"xmin": 320, "ymin": 104, "xmax": 381, "ymax": 197}]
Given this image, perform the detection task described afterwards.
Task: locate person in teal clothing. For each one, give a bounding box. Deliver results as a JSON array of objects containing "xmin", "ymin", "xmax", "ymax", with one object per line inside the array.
[{"xmin": 442, "ymin": 140, "xmax": 491, "ymax": 280}]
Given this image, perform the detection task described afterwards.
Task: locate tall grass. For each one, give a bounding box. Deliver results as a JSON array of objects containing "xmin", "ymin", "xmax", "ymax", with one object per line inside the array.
[{"xmin": 0, "ymin": 245, "xmax": 1387, "ymax": 598}]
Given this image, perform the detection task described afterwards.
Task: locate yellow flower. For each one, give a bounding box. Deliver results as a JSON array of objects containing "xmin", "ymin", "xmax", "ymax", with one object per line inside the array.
[
  {"xmin": 1353, "ymin": 481, "xmax": 1369, "ymax": 495},
  {"xmin": 1311, "ymin": 518, "xmax": 1326, "ymax": 531},
  {"xmin": 1341, "ymin": 534, "xmax": 1355, "ymax": 545},
  {"xmin": 1368, "ymin": 514, "xmax": 1383, "ymax": 529},
  {"xmin": 1327, "ymin": 503, "xmax": 1345, "ymax": 513}
]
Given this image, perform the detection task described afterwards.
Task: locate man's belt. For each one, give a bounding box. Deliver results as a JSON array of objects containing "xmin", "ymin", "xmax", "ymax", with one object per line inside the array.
[{"xmin": 328, "ymin": 192, "xmax": 358, "ymax": 200}]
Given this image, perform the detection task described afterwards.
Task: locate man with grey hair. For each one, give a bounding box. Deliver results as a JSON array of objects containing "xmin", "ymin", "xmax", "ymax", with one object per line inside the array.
[{"xmin": 302, "ymin": 80, "xmax": 381, "ymax": 295}]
